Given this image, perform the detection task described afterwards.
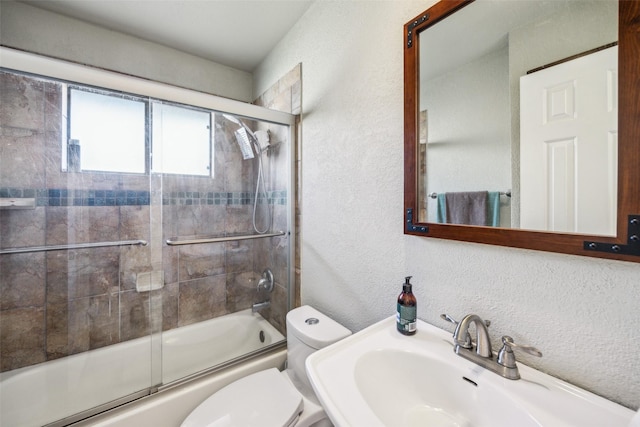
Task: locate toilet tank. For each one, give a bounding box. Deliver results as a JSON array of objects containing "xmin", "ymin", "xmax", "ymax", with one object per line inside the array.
[{"xmin": 286, "ymin": 306, "xmax": 351, "ymax": 388}]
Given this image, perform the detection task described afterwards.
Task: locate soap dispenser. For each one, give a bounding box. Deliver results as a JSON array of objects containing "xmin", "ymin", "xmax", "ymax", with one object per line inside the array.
[{"xmin": 396, "ymin": 276, "xmax": 417, "ymax": 335}]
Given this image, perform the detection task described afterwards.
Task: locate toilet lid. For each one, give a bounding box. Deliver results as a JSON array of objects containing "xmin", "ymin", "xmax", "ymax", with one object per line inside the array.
[{"xmin": 181, "ymin": 368, "xmax": 304, "ymax": 427}]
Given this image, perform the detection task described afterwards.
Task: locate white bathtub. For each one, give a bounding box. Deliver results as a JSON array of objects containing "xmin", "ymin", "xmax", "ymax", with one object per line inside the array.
[{"xmin": 0, "ymin": 309, "xmax": 285, "ymax": 427}]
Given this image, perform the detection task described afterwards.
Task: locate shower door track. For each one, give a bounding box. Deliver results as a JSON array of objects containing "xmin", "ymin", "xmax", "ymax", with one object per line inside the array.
[
  {"xmin": 0, "ymin": 239, "xmax": 148, "ymax": 255},
  {"xmin": 166, "ymin": 231, "xmax": 286, "ymax": 246}
]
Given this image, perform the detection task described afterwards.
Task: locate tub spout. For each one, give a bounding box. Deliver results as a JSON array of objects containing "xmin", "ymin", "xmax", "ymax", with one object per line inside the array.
[{"xmin": 252, "ymin": 301, "xmax": 270, "ymax": 313}]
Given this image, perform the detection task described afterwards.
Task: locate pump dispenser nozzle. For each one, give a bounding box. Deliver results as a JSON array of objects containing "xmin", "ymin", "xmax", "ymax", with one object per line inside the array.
[{"xmin": 403, "ymin": 276, "xmax": 413, "ymax": 292}]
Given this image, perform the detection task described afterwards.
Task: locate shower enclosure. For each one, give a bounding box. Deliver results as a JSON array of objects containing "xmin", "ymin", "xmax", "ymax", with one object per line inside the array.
[{"xmin": 0, "ymin": 48, "xmax": 295, "ymax": 426}]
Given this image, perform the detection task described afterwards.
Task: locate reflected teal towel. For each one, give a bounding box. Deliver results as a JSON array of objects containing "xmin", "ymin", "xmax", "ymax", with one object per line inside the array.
[
  {"xmin": 436, "ymin": 191, "xmax": 500, "ymax": 226},
  {"xmin": 487, "ymin": 191, "xmax": 500, "ymax": 227},
  {"xmin": 436, "ymin": 193, "xmax": 447, "ymax": 223}
]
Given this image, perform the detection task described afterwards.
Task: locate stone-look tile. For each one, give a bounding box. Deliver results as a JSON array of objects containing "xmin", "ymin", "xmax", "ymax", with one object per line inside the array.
[
  {"xmin": 44, "ymin": 131, "xmax": 63, "ymax": 179},
  {"xmin": 46, "ymin": 247, "xmax": 120, "ymax": 303},
  {"xmin": 271, "ymin": 89, "xmax": 293, "ymax": 116},
  {"xmin": 178, "ymin": 243, "xmax": 225, "ymax": 281},
  {"xmin": 272, "ymin": 204, "xmax": 288, "ymax": 235},
  {"xmin": 0, "ymin": 126, "xmax": 47, "ymax": 188},
  {"xmin": 175, "ymin": 205, "xmax": 226, "ymax": 237},
  {"xmin": 157, "ymin": 282, "xmax": 179, "ymax": 332},
  {"xmin": 118, "ymin": 206, "xmax": 154, "ymax": 291},
  {"xmin": 162, "ymin": 204, "xmax": 178, "ymax": 240},
  {"xmin": 45, "ymin": 301, "xmax": 69, "ymax": 360},
  {"xmin": 259, "ymin": 82, "xmax": 279, "ymax": 108},
  {"xmin": 294, "ymin": 268, "xmax": 301, "ymax": 307},
  {"xmin": 162, "ymin": 245, "xmax": 179, "ymax": 286},
  {"xmin": 0, "ymin": 252, "xmax": 46, "ymax": 310},
  {"xmin": 44, "ymin": 168, "xmax": 124, "ymax": 192},
  {"xmin": 224, "ymin": 153, "xmax": 255, "ymax": 193},
  {"xmin": 0, "ymin": 307, "xmax": 46, "ymax": 372},
  {"xmin": 0, "ymin": 72, "xmax": 45, "ymax": 130},
  {"xmin": 66, "ymin": 293, "xmax": 120, "ymax": 355},
  {"xmin": 117, "ymin": 174, "xmax": 149, "ymax": 192},
  {"xmin": 291, "ymin": 80, "xmax": 302, "ymax": 116},
  {"xmin": 120, "ymin": 206, "xmax": 151, "ymax": 241},
  {"xmin": 281, "ymin": 64, "xmax": 301, "ymax": 94},
  {"xmin": 0, "ymin": 207, "xmax": 46, "ymax": 250},
  {"xmin": 225, "ymin": 271, "xmax": 260, "ymax": 312},
  {"xmin": 119, "ymin": 244, "xmax": 152, "ymax": 291},
  {"xmin": 46, "ymin": 207, "xmax": 120, "ymax": 245},
  {"xmin": 119, "ymin": 290, "xmax": 151, "ymax": 341},
  {"xmin": 178, "ymin": 275, "xmax": 227, "ymax": 327},
  {"xmin": 268, "ymin": 281, "xmax": 288, "ymax": 335},
  {"xmin": 225, "ymin": 205, "xmax": 253, "ymax": 234},
  {"xmin": 225, "ymin": 240, "xmax": 253, "ymax": 273},
  {"xmin": 44, "ymin": 81, "xmax": 63, "ymax": 133}
]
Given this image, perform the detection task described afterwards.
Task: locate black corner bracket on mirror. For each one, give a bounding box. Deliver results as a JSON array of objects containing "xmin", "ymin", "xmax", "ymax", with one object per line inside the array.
[
  {"xmin": 584, "ymin": 216, "xmax": 640, "ymax": 256},
  {"xmin": 406, "ymin": 209, "xmax": 429, "ymax": 234},
  {"xmin": 406, "ymin": 14, "xmax": 429, "ymax": 48}
]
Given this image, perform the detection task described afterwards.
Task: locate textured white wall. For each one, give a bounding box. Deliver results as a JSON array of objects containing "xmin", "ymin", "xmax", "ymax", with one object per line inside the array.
[
  {"xmin": 254, "ymin": 0, "xmax": 640, "ymax": 410},
  {"xmin": 0, "ymin": 1, "xmax": 252, "ymax": 102}
]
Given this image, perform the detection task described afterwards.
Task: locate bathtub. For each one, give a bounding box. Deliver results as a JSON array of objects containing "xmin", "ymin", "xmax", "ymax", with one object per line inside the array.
[{"xmin": 0, "ymin": 309, "xmax": 285, "ymax": 427}]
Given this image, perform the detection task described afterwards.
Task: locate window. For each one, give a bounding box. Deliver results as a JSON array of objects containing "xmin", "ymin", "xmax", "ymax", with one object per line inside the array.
[
  {"xmin": 67, "ymin": 85, "xmax": 213, "ymax": 176},
  {"xmin": 68, "ymin": 87, "xmax": 146, "ymax": 174},
  {"xmin": 152, "ymin": 103, "xmax": 212, "ymax": 176}
]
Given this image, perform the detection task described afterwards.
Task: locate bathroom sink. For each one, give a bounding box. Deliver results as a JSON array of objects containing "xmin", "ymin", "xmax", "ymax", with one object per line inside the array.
[
  {"xmin": 306, "ymin": 316, "xmax": 634, "ymax": 427},
  {"xmin": 354, "ymin": 349, "xmax": 538, "ymax": 427}
]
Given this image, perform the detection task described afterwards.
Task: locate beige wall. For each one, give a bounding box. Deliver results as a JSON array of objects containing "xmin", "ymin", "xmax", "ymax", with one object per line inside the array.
[{"xmin": 253, "ymin": 0, "xmax": 640, "ymax": 410}]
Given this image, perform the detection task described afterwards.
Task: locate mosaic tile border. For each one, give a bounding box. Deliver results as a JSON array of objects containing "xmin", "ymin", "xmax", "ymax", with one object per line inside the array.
[
  {"xmin": 0, "ymin": 188, "xmax": 287, "ymax": 207},
  {"xmin": 162, "ymin": 190, "xmax": 287, "ymax": 206}
]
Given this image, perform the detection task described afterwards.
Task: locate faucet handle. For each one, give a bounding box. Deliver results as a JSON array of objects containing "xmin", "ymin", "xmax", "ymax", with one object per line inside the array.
[
  {"xmin": 497, "ymin": 336, "xmax": 542, "ymax": 369},
  {"xmin": 440, "ymin": 313, "xmax": 459, "ymax": 325},
  {"xmin": 441, "ymin": 313, "xmax": 491, "ymax": 328}
]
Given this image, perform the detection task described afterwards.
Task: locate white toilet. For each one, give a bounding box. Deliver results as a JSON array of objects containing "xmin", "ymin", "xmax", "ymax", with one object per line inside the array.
[{"xmin": 181, "ymin": 305, "xmax": 351, "ymax": 427}]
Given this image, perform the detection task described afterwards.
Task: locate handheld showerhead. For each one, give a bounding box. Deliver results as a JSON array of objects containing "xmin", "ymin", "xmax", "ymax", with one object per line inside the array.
[
  {"xmin": 234, "ymin": 128, "xmax": 255, "ymax": 160},
  {"xmin": 221, "ymin": 112, "xmax": 273, "ymax": 235},
  {"xmin": 224, "ymin": 113, "xmax": 270, "ymax": 158}
]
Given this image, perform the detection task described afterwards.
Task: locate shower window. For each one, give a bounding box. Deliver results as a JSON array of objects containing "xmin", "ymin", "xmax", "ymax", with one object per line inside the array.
[
  {"xmin": 67, "ymin": 86, "xmax": 213, "ymax": 177},
  {"xmin": 68, "ymin": 87, "xmax": 147, "ymax": 174},
  {"xmin": 151, "ymin": 103, "xmax": 213, "ymax": 176}
]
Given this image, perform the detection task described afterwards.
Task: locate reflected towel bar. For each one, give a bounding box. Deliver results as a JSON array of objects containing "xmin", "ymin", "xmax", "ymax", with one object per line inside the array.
[
  {"xmin": 166, "ymin": 231, "xmax": 286, "ymax": 246},
  {"xmin": 428, "ymin": 190, "xmax": 511, "ymax": 199},
  {"xmin": 0, "ymin": 239, "xmax": 148, "ymax": 255}
]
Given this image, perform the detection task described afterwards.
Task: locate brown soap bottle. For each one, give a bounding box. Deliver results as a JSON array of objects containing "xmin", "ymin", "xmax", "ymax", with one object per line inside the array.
[{"xmin": 396, "ymin": 276, "xmax": 417, "ymax": 335}]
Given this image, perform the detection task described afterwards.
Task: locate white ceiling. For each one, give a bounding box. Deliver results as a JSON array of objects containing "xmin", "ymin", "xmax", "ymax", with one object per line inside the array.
[{"xmin": 20, "ymin": 0, "xmax": 314, "ymax": 72}]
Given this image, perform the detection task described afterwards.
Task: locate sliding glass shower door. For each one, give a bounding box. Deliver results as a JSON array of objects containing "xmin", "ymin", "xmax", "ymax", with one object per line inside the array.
[{"xmin": 1, "ymin": 49, "xmax": 294, "ymax": 427}]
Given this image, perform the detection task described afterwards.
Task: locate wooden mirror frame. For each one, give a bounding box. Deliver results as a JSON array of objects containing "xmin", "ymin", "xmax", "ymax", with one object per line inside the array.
[{"xmin": 404, "ymin": 0, "xmax": 640, "ymax": 263}]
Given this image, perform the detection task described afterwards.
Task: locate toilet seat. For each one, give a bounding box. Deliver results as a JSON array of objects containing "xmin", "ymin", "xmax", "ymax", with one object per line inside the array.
[{"xmin": 181, "ymin": 368, "xmax": 304, "ymax": 427}]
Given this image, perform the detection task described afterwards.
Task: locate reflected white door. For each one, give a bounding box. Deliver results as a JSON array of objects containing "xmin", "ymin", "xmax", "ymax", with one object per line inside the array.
[{"xmin": 520, "ymin": 46, "xmax": 617, "ymax": 236}]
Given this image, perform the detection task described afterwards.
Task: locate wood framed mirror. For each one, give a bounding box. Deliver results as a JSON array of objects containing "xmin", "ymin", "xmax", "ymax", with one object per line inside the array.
[{"xmin": 404, "ymin": 0, "xmax": 639, "ymax": 262}]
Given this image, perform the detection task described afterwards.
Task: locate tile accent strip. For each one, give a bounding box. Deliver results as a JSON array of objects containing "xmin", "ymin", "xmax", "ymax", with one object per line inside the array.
[{"xmin": 0, "ymin": 188, "xmax": 287, "ymax": 207}]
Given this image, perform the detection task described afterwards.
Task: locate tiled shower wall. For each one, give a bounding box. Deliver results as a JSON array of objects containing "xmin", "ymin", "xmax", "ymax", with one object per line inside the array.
[
  {"xmin": 0, "ymin": 70, "xmax": 290, "ymax": 373},
  {"xmin": 254, "ymin": 64, "xmax": 301, "ymax": 309}
]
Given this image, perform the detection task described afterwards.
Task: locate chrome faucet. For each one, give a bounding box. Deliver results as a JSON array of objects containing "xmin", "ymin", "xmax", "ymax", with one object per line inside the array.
[
  {"xmin": 442, "ymin": 313, "xmax": 542, "ymax": 380},
  {"xmin": 256, "ymin": 268, "xmax": 274, "ymax": 293},
  {"xmin": 252, "ymin": 301, "xmax": 270, "ymax": 313},
  {"xmin": 453, "ymin": 314, "xmax": 492, "ymax": 357}
]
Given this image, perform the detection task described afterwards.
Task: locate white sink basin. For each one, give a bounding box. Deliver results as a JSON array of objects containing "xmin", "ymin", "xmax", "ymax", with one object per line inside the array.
[{"xmin": 306, "ymin": 316, "xmax": 634, "ymax": 427}]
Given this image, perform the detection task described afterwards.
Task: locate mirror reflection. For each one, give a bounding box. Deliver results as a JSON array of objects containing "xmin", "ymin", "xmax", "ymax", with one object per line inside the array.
[{"xmin": 418, "ymin": 0, "xmax": 618, "ymax": 236}]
